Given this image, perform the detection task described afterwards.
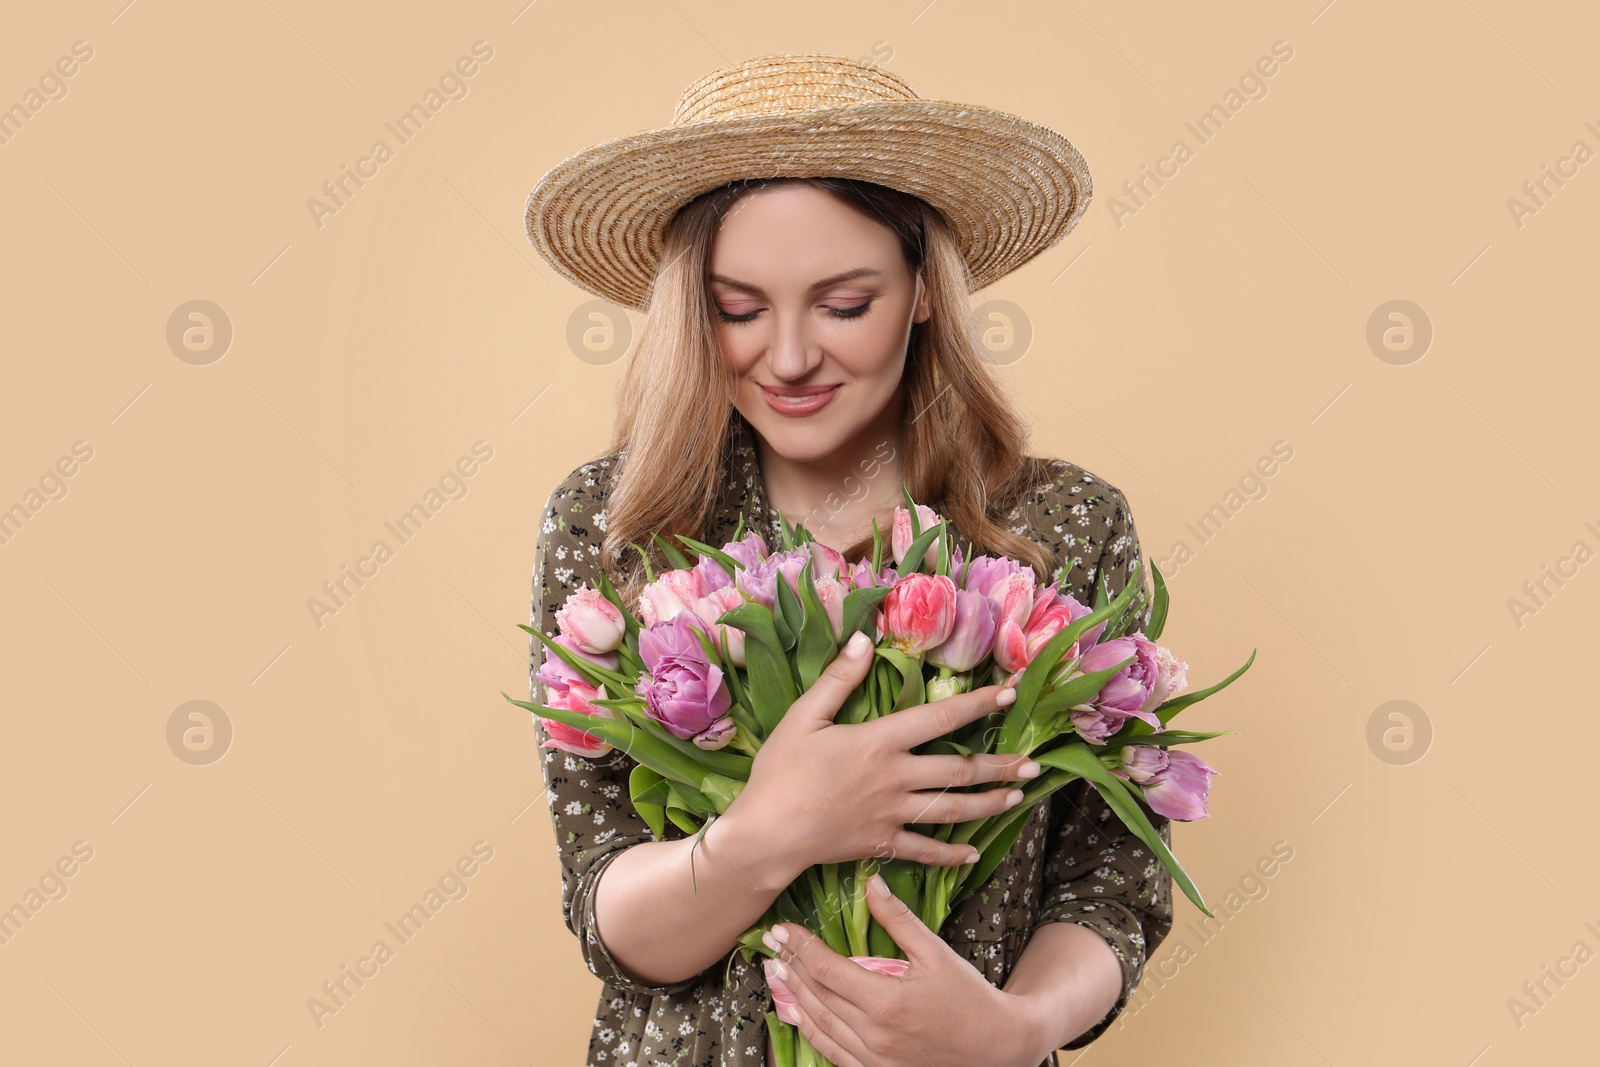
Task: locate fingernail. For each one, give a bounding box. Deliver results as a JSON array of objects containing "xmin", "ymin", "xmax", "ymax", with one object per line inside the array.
[
  {"xmin": 1006, "ymin": 789, "xmax": 1024, "ymax": 805},
  {"xmin": 772, "ymin": 959, "xmax": 788, "ymax": 980},
  {"xmin": 870, "ymin": 872, "xmax": 891, "ymax": 898},
  {"xmin": 996, "ymin": 687, "xmax": 1016, "ymax": 706},
  {"xmin": 762, "ymin": 929, "xmax": 779, "ymax": 952},
  {"xmin": 847, "ymin": 632, "xmax": 869, "ymax": 655},
  {"xmin": 963, "ymin": 849, "xmax": 980, "ymax": 864},
  {"xmin": 1018, "ymin": 760, "xmax": 1041, "ymax": 778},
  {"xmin": 770, "ymin": 924, "xmax": 790, "ymax": 944}
]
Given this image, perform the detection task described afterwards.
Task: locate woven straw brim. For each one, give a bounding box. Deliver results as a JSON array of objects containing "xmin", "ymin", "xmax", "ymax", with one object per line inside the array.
[{"xmin": 525, "ymin": 99, "xmax": 1092, "ymax": 312}]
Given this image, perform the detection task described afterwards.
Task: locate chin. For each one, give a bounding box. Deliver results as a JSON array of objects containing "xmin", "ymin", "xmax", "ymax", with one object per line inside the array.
[{"xmin": 736, "ymin": 404, "xmax": 842, "ymax": 461}]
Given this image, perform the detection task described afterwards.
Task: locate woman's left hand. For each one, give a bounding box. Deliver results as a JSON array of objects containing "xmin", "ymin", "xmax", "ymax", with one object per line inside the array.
[{"xmin": 763, "ymin": 873, "xmax": 1043, "ymax": 1067}]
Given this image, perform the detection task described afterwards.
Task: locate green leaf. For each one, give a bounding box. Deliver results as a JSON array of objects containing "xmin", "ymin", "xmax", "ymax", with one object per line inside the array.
[
  {"xmin": 945, "ymin": 803, "xmax": 1033, "ymax": 920},
  {"xmin": 1146, "ymin": 562, "xmax": 1169, "ymax": 641},
  {"xmin": 795, "ymin": 557, "xmax": 837, "ymax": 690},
  {"xmin": 718, "ymin": 604, "xmax": 799, "ymax": 733},
  {"xmin": 1030, "ymin": 655, "xmax": 1134, "ymax": 719},
  {"xmin": 1036, "ymin": 743, "xmax": 1212, "ymax": 916},
  {"xmin": 1155, "ymin": 648, "xmax": 1257, "ymax": 724},
  {"xmin": 773, "ymin": 566, "xmax": 805, "ymax": 650},
  {"xmin": 840, "ymin": 584, "xmax": 890, "ymax": 641},
  {"xmin": 877, "ymin": 646, "xmax": 926, "ymax": 713},
  {"xmin": 1099, "ymin": 728, "xmax": 1233, "ymax": 750},
  {"xmin": 895, "ymin": 521, "xmax": 945, "ymax": 579},
  {"xmin": 871, "ymin": 517, "xmax": 884, "ymax": 573},
  {"xmin": 665, "ymin": 806, "xmax": 701, "ymax": 835},
  {"xmin": 520, "ymin": 624, "xmax": 635, "ymax": 693},
  {"xmin": 650, "ymin": 532, "xmax": 693, "ymax": 572},
  {"xmin": 673, "ymin": 534, "xmax": 742, "ymax": 578},
  {"xmin": 629, "ymin": 764, "xmax": 669, "ymax": 840}
]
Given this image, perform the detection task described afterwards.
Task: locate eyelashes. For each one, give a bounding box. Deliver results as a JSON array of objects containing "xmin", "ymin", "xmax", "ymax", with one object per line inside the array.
[{"xmin": 715, "ymin": 300, "xmax": 876, "ymax": 325}]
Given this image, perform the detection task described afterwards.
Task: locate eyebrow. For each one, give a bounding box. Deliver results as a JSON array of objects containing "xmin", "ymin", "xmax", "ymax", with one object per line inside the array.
[{"xmin": 707, "ymin": 267, "xmax": 885, "ymax": 295}]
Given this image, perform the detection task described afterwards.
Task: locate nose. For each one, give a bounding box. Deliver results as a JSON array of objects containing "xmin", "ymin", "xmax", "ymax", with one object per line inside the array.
[{"xmin": 765, "ymin": 306, "xmax": 823, "ymax": 381}]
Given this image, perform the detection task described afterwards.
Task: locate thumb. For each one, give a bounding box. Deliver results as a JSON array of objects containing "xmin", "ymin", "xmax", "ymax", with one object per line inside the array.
[
  {"xmin": 789, "ymin": 630, "xmax": 874, "ymax": 728},
  {"xmin": 864, "ymin": 871, "xmax": 941, "ymax": 963}
]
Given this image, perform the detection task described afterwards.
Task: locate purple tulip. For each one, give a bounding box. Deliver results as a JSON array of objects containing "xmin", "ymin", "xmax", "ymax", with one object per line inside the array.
[
  {"xmin": 634, "ymin": 613, "xmax": 733, "ymax": 746},
  {"xmin": 1115, "ymin": 746, "xmax": 1219, "ymax": 820},
  {"xmin": 721, "ymin": 531, "xmax": 770, "ymax": 572},
  {"xmin": 845, "ymin": 558, "xmax": 897, "ymax": 590},
  {"xmin": 926, "ymin": 588, "xmax": 997, "ymax": 671},
  {"xmin": 1084, "ymin": 636, "xmax": 1161, "ymax": 714}
]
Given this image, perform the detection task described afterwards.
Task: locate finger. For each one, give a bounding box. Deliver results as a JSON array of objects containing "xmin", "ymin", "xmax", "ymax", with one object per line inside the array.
[
  {"xmin": 863, "ymin": 870, "xmax": 944, "ymax": 966},
  {"xmin": 899, "ymin": 782, "xmax": 1027, "ymax": 828},
  {"xmin": 784, "ymin": 630, "xmax": 875, "ymax": 729},
  {"xmin": 873, "ymin": 827, "xmax": 986, "ymax": 868},
  {"xmin": 776, "ymin": 951, "xmax": 876, "ymax": 1038},
  {"xmin": 775, "ymin": 924, "xmax": 897, "ymax": 1023},
  {"xmin": 876, "ymin": 683, "xmax": 1015, "ymax": 751},
  {"xmin": 781, "ymin": 969, "xmax": 872, "ymax": 1067},
  {"xmin": 903, "ymin": 751, "xmax": 1042, "ymax": 791}
]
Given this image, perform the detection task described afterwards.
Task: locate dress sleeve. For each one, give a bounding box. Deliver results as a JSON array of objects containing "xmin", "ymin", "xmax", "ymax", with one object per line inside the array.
[
  {"xmin": 1032, "ymin": 487, "xmax": 1175, "ymax": 1049},
  {"xmin": 530, "ymin": 469, "xmax": 701, "ymax": 998}
]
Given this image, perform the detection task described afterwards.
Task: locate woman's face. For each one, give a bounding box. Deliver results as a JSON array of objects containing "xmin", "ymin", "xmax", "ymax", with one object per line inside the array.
[{"xmin": 708, "ymin": 183, "xmax": 930, "ymax": 464}]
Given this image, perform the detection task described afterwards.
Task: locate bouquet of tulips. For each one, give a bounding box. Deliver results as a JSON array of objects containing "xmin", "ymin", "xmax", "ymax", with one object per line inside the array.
[{"xmin": 507, "ymin": 489, "xmax": 1252, "ymax": 1067}]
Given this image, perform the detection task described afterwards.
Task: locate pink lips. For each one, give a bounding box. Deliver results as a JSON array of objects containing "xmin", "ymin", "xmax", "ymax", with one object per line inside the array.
[{"xmin": 761, "ymin": 384, "xmax": 840, "ymax": 417}]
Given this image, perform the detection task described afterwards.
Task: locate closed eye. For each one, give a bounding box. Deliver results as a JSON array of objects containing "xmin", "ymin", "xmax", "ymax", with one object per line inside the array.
[{"xmin": 715, "ymin": 300, "xmax": 876, "ymax": 325}]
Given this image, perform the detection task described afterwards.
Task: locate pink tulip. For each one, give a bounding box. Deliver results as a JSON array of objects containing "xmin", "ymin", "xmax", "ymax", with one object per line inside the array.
[
  {"xmin": 535, "ymin": 633, "xmax": 620, "ymax": 697},
  {"xmin": 962, "ymin": 557, "xmax": 1036, "ymax": 630},
  {"xmin": 813, "ymin": 576, "xmax": 846, "ymax": 640},
  {"xmin": 995, "ymin": 590, "xmax": 1093, "ymax": 674},
  {"xmin": 637, "ymin": 567, "xmax": 706, "ymax": 628},
  {"xmin": 555, "ymin": 586, "xmax": 625, "ymax": 654},
  {"xmin": 1115, "ymin": 746, "xmax": 1219, "ymax": 820},
  {"xmin": 891, "ymin": 504, "xmax": 944, "ymax": 569},
  {"xmin": 537, "ymin": 681, "xmax": 617, "ymax": 757},
  {"xmin": 927, "ymin": 588, "xmax": 997, "ymax": 672},
  {"xmin": 879, "ymin": 573, "xmax": 957, "ymax": 655},
  {"xmin": 805, "ymin": 541, "xmax": 847, "ymax": 581},
  {"xmin": 692, "ymin": 585, "xmax": 747, "ymax": 668},
  {"xmin": 763, "ymin": 954, "xmax": 910, "ymax": 1026},
  {"xmin": 1138, "ymin": 642, "xmax": 1190, "ymax": 714}
]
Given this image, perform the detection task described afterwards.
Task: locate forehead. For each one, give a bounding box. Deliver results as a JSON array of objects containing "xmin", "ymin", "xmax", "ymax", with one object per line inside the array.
[{"xmin": 709, "ymin": 184, "xmax": 904, "ymax": 280}]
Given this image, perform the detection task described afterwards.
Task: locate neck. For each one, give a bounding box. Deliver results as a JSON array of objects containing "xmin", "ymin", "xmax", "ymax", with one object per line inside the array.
[{"xmin": 753, "ymin": 397, "xmax": 909, "ymax": 550}]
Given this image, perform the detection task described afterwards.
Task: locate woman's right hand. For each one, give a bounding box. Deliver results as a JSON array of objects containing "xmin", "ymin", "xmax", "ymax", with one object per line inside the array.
[{"xmin": 722, "ymin": 630, "xmax": 1040, "ymax": 879}]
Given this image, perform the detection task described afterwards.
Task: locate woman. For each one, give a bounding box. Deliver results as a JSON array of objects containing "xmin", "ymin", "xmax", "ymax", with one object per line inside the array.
[{"xmin": 525, "ymin": 53, "xmax": 1171, "ymax": 1067}]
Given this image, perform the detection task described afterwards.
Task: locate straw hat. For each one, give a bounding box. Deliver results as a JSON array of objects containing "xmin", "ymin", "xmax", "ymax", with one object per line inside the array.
[{"xmin": 524, "ymin": 51, "xmax": 1093, "ymax": 312}]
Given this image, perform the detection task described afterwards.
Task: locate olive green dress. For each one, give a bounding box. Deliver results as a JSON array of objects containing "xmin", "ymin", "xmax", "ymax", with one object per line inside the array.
[{"xmin": 530, "ymin": 412, "xmax": 1172, "ymax": 1067}]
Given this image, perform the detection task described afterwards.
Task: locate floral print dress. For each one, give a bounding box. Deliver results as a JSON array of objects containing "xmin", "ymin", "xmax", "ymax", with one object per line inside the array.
[{"xmin": 529, "ymin": 412, "xmax": 1173, "ymax": 1067}]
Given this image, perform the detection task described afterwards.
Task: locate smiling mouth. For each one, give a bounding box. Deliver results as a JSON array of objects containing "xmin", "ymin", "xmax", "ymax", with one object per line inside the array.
[{"xmin": 761, "ymin": 384, "xmax": 840, "ymax": 401}]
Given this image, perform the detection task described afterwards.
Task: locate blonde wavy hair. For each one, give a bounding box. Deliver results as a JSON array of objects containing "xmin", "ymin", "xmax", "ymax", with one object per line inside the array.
[{"xmin": 599, "ymin": 177, "xmax": 1060, "ymax": 609}]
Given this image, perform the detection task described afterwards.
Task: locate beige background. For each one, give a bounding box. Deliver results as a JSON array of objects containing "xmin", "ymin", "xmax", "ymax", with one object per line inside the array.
[{"xmin": 1, "ymin": 1, "xmax": 1593, "ymax": 1064}]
